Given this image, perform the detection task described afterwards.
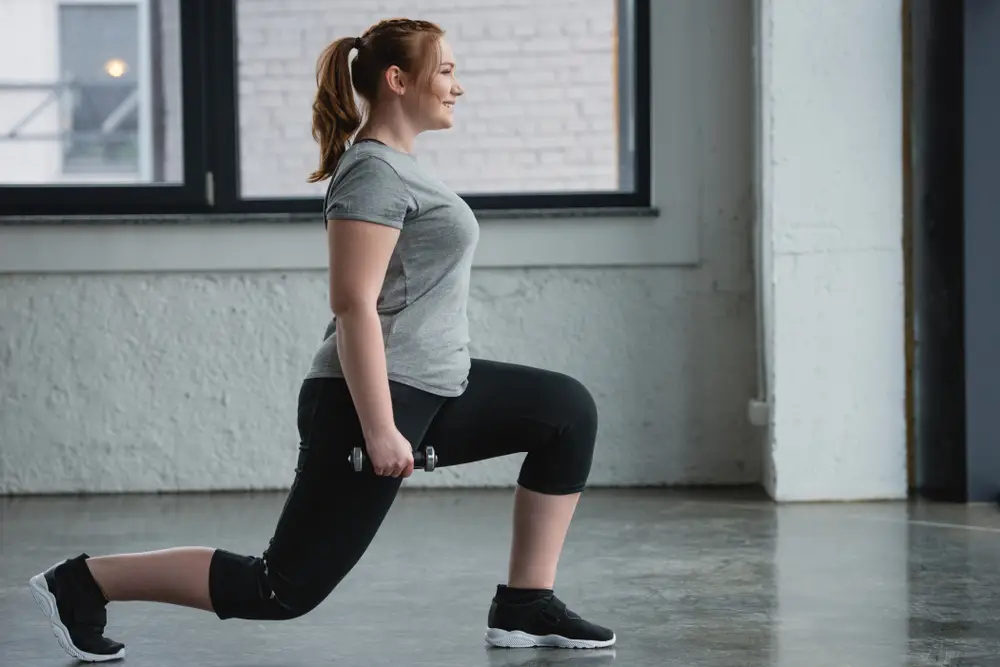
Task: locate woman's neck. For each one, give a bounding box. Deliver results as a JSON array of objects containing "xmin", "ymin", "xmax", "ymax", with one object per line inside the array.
[{"xmin": 357, "ymin": 112, "xmax": 417, "ymax": 154}]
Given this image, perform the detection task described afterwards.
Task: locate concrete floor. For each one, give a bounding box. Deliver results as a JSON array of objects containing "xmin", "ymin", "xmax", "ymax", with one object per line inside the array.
[{"xmin": 2, "ymin": 487, "xmax": 1000, "ymax": 666}]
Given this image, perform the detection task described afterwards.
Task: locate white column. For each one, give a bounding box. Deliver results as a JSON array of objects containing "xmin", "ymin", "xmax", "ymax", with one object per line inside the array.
[{"xmin": 754, "ymin": 0, "xmax": 908, "ymax": 501}]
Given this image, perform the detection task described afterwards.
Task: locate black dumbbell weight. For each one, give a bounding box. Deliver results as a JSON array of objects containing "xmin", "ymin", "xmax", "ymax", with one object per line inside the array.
[{"xmin": 348, "ymin": 446, "xmax": 437, "ymax": 472}]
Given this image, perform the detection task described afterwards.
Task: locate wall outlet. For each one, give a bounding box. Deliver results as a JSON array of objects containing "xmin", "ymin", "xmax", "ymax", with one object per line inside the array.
[{"xmin": 747, "ymin": 399, "xmax": 771, "ymax": 426}]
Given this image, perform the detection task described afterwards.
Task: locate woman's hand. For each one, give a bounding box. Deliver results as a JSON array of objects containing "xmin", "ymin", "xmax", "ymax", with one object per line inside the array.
[{"xmin": 363, "ymin": 425, "xmax": 415, "ymax": 478}]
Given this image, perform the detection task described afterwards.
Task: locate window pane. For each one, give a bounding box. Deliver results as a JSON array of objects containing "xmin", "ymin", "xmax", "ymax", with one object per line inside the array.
[
  {"xmin": 236, "ymin": 0, "xmax": 634, "ymax": 199},
  {"xmin": 0, "ymin": 0, "xmax": 183, "ymax": 185},
  {"xmin": 59, "ymin": 5, "xmax": 141, "ymax": 175}
]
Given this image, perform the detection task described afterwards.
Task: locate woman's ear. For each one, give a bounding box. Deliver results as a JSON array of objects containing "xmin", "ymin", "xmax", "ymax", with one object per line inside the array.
[{"xmin": 384, "ymin": 65, "xmax": 406, "ymax": 96}]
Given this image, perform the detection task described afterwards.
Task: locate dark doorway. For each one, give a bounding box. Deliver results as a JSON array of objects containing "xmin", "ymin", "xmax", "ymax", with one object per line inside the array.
[{"xmin": 909, "ymin": 0, "xmax": 1000, "ymax": 502}]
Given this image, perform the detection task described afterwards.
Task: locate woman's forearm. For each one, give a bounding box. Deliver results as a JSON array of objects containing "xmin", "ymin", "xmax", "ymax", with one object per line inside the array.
[{"xmin": 335, "ymin": 309, "xmax": 395, "ymax": 438}]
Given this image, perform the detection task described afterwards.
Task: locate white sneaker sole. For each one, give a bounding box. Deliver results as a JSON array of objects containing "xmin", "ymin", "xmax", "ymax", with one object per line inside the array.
[
  {"xmin": 29, "ymin": 567, "xmax": 126, "ymax": 663},
  {"xmin": 485, "ymin": 627, "xmax": 617, "ymax": 649}
]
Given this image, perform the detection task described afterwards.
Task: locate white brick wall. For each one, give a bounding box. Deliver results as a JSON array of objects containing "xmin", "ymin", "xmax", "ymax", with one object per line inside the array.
[{"xmin": 234, "ymin": 0, "xmax": 620, "ymax": 198}]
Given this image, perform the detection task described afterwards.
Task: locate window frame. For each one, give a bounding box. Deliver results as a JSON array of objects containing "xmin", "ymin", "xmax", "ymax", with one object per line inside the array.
[
  {"xmin": 1, "ymin": 0, "xmax": 652, "ymax": 217},
  {"xmin": 1, "ymin": 0, "xmax": 210, "ymax": 216}
]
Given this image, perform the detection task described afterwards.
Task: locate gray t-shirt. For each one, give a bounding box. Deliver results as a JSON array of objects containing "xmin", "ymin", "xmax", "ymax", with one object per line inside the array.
[{"xmin": 305, "ymin": 140, "xmax": 480, "ymax": 397}]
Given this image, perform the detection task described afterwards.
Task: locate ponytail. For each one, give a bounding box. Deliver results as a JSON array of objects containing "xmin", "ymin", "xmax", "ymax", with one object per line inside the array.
[
  {"xmin": 307, "ymin": 20, "xmax": 446, "ymax": 183},
  {"xmin": 307, "ymin": 37, "xmax": 362, "ymax": 183}
]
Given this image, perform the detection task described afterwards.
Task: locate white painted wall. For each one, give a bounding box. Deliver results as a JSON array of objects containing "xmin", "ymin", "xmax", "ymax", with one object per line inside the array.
[
  {"xmin": 755, "ymin": 0, "xmax": 907, "ymax": 501},
  {"xmin": 0, "ymin": 0, "xmax": 761, "ymax": 495},
  {"xmin": 1, "ymin": 0, "xmax": 909, "ymax": 501},
  {"xmin": 0, "ymin": 263, "xmax": 758, "ymax": 493}
]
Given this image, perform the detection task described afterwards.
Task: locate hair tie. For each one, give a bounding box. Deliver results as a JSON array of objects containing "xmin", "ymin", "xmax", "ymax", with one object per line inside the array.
[{"xmin": 354, "ymin": 37, "xmax": 363, "ymax": 50}]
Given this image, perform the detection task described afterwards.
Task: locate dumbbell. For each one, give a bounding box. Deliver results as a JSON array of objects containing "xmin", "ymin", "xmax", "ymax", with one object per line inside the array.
[{"xmin": 348, "ymin": 446, "xmax": 437, "ymax": 472}]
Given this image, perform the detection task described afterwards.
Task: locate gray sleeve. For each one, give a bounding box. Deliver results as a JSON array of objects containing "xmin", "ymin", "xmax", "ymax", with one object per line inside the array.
[{"xmin": 324, "ymin": 156, "xmax": 414, "ymax": 229}]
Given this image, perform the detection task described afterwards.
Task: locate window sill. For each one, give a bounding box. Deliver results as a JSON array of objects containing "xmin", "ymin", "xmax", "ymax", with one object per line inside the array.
[
  {"xmin": 0, "ymin": 205, "xmax": 697, "ymax": 273},
  {"xmin": 0, "ymin": 206, "xmax": 660, "ymax": 227}
]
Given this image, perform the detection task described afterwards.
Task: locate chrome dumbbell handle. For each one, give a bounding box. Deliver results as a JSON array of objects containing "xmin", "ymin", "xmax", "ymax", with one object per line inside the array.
[{"xmin": 348, "ymin": 446, "xmax": 437, "ymax": 472}]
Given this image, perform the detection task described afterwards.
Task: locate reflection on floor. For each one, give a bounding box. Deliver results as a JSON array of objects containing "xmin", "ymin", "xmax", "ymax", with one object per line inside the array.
[{"xmin": 2, "ymin": 487, "xmax": 1000, "ymax": 666}]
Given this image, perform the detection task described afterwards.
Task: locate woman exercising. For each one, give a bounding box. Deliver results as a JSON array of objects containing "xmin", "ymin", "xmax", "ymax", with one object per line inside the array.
[{"xmin": 29, "ymin": 18, "xmax": 615, "ymax": 662}]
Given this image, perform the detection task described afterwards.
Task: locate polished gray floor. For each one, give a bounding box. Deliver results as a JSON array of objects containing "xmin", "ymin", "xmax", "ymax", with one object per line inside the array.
[{"xmin": 3, "ymin": 487, "xmax": 1000, "ymax": 666}]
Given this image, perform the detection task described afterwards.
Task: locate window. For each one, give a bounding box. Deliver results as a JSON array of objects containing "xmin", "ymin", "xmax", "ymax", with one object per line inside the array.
[
  {"xmin": 1, "ymin": 0, "xmax": 650, "ymax": 216},
  {"xmin": 0, "ymin": 0, "xmax": 186, "ymax": 195}
]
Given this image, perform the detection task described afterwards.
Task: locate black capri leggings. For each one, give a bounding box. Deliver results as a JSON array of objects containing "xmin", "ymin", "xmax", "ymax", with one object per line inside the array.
[{"xmin": 208, "ymin": 358, "xmax": 599, "ymax": 621}]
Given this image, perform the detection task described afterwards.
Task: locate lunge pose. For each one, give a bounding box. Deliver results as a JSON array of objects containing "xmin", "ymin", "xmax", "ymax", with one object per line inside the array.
[{"xmin": 30, "ymin": 18, "xmax": 615, "ymax": 662}]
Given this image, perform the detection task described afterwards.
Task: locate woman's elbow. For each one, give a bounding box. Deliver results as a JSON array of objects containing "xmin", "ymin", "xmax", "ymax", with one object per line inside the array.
[{"xmin": 330, "ymin": 293, "xmax": 373, "ymax": 319}]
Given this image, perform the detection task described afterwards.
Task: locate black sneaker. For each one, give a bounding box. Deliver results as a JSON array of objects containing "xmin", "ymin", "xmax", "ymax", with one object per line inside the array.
[
  {"xmin": 29, "ymin": 554, "xmax": 126, "ymax": 662},
  {"xmin": 485, "ymin": 585, "xmax": 616, "ymax": 649}
]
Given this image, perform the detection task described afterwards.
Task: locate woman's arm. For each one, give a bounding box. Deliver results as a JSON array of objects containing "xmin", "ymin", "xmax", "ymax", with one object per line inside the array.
[{"xmin": 327, "ymin": 217, "xmax": 400, "ymax": 440}]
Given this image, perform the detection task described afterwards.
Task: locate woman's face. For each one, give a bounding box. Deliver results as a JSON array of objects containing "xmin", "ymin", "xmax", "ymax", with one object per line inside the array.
[{"xmin": 408, "ymin": 38, "xmax": 464, "ymax": 132}]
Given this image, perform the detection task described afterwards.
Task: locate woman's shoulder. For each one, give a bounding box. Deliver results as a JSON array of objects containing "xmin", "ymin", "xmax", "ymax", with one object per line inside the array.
[
  {"xmin": 324, "ymin": 141, "xmax": 420, "ymax": 224},
  {"xmin": 334, "ymin": 141, "xmax": 416, "ymax": 183}
]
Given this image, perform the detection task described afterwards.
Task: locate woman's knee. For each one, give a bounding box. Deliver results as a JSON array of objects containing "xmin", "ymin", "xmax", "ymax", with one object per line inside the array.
[
  {"xmin": 518, "ymin": 372, "xmax": 599, "ymax": 494},
  {"xmin": 552, "ymin": 371, "xmax": 598, "ymax": 443},
  {"xmin": 574, "ymin": 377, "xmax": 598, "ymax": 433},
  {"xmin": 208, "ymin": 549, "xmax": 330, "ymax": 621}
]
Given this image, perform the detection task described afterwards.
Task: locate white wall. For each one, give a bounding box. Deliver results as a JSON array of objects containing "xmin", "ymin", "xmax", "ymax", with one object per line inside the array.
[
  {"xmin": 1, "ymin": 0, "xmax": 910, "ymax": 501},
  {"xmin": 0, "ymin": 0, "xmax": 761, "ymax": 495},
  {"xmin": 755, "ymin": 0, "xmax": 907, "ymax": 501}
]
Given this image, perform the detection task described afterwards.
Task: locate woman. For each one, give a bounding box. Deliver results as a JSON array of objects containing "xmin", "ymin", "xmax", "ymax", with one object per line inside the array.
[{"xmin": 29, "ymin": 18, "xmax": 616, "ymax": 662}]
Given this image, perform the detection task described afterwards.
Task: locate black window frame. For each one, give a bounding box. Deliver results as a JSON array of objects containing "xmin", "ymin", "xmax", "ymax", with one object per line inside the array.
[{"xmin": 1, "ymin": 0, "xmax": 652, "ymax": 218}]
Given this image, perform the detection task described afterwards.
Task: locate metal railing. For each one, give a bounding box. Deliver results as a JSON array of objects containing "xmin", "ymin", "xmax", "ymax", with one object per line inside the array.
[
  {"xmin": 0, "ymin": 79, "xmax": 141, "ymax": 174},
  {"xmin": 0, "ymin": 79, "xmax": 138, "ymax": 142}
]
